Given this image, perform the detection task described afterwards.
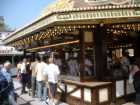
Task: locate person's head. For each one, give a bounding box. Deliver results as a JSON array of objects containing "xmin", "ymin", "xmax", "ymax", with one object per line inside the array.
[
  {"xmin": 34, "ymin": 58, "xmax": 38, "ymax": 62},
  {"xmin": 42, "ymin": 56, "xmax": 47, "ymax": 62},
  {"xmin": 36, "ymin": 56, "xmax": 41, "ymax": 62},
  {"xmin": 4, "ymin": 61, "xmax": 11, "ymax": 70},
  {"xmin": 54, "ymin": 54, "xmax": 59, "ymax": 59},
  {"xmin": 122, "ymin": 51, "xmax": 129, "ymax": 57},
  {"xmin": 0, "ymin": 64, "xmax": 3, "ymax": 70},
  {"xmin": 23, "ymin": 58, "xmax": 27, "ymax": 63},
  {"xmin": 48, "ymin": 58, "xmax": 54, "ymax": 64},
  {"xmin": 18, "ymin": 60, "xmax": 22, "ymax": 63},
  {"xmin": 133, "ymin": 57, "xmax": 140, "ymax": 68},
  {"xmin": 85, "ymin": 54, "xmax": 90, "ymax": 59}
]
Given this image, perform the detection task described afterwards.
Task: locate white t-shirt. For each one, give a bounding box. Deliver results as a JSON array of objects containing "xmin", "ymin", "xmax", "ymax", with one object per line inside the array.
[
  {"xmin": 36, "ymin": 61, "xmax": 47, "ymax": 81},
  {"xmin": 20, "ymin": 62, "xmax": 26, "ymax": 73},
  {"xmin": 43, "ymin": 63, "xmax": 60, "ymax": 84}
]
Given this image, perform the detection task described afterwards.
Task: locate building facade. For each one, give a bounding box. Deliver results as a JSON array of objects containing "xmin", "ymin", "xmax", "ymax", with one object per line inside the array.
[{"xmin": 3, "ymin": 0, "xmax": 140, "ymax": 104}]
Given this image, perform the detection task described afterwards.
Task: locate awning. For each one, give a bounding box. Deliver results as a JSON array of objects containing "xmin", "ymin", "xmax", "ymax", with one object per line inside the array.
[{"xmin": 0, "ymin": 46, "xmax": 23, "ymax": 56}]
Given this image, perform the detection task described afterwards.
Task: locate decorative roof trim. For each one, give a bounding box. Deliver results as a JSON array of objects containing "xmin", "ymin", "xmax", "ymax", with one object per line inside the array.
[
  {"xmin": 4, "ymin": 5, "xmax": 140, "ymax": 44},
  {"xmin": 7, "ymin": 4, "xmax": 140, "ymax": 37}
]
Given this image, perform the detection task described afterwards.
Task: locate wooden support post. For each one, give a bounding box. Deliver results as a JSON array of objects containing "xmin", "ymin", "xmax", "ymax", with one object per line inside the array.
[
  {"xmin": 134, "ymin": 35, "xmax": 140, "ymax": 57},
  {"xmin": 94, "ymin": 24, "xmax": 107, "ymax": 80},
  {"xmin": 108, "ymin": 85, "xmax": 112, "ymax": 104},
  {"xmin": 81, "ymin": 87, "xmax": 84, "ymax": 103},
  {"xmin": 79, "ymin": 30, "xmax": 85, "ymax": 82},
  {"xmin": 91, "ymin": 88, "xmax": 97, "ymax": 105},
  {"xmin": 124, "ymin": 79, "xmax": 127, "ymax": 98},
  {"xmin": 23, "ymin": 49, "xmax": 26, "ymax": 58},
  {"xmin": 112, "ymin": 80, "xmax": 116, "ymax": 103}
]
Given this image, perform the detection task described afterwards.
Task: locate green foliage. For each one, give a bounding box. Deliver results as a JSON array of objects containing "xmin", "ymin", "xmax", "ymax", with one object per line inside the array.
[{"xmin": 0, "ymin": 16, "xmax": 12, "ymax": 32}]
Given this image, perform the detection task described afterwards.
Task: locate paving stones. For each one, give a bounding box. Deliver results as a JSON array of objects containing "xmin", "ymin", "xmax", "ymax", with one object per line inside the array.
[
  {"xmin": 13, "ymin": 80, "xmax": 68, "ymax": 105},
  {"xmin": 122, "ymin": 102, "xmax": 136, "ymax": 105}
]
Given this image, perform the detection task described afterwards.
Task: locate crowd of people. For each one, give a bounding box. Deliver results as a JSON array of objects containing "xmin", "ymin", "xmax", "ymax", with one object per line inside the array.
[
  {"xmin": 106, "ymin": 51, "xmax": 132, "ymax": 79},
  {"xmin": 107, "ymin": 51, "xmax": 140, "ymax": 104},
  {"xmin": 16, "ymin": 56, "xmax": 60, "ymax": 105},
  {"xmin": 0, "ymin": 51, "xmax": 140, "ymax": 105},
  {"xmin": 0, "ymin": 55, "xmax": 60, "ymax": 105},
  {"xmin": 0, "ymin": 52, "xmax": 94, "ymax": 105}
]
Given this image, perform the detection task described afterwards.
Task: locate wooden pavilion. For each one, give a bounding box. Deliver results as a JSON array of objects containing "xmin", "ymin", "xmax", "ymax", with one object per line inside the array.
[{"xmin": 3, "ymin": 0, "xmax": 140, "ymax": 104}]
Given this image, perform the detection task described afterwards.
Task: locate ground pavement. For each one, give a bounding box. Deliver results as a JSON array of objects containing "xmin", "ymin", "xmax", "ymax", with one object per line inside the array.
[
  {"xmin": 13, "ymin": 80, "xmax": 69, "ymax": 105},
  {"xmin": 123, "ymin": 103, "xmax": 136, "ymax": 105}
]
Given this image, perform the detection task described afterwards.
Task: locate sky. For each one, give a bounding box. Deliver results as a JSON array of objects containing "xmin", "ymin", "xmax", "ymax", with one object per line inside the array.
[{"xmin": 0, "ymin": 0, "xmax": 55, "ymax": 30}]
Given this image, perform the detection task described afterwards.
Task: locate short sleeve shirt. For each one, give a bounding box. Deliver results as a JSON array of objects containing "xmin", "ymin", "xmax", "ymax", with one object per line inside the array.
[{"xmin": 43, "ymin": 63, "xmax": 60, "ymax": 84}]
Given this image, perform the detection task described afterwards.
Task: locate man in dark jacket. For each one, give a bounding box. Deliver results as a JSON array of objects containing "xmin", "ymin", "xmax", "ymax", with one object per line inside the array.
[
  {"xmin": 133, "ymin": 69, "xmax": 140, "ymax": 104},
  {"xmin": 0, "ymin": 70, "xmax": 9, "ymax": 105},
  {"xmin": 130, "ymin": 60, "xmax": 140, "ymax": 105},
  {"xmin": 1, "ymin": 61, "xmax": 17, "ymax": 105}
]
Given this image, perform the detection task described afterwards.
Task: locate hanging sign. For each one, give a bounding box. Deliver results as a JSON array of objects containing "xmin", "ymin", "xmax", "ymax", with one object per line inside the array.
[
  {"xmin": 111, "ymin": 0, "xmax": 131, "ymax": 5},
  {"xmin": 84, "ymin": 0, "xmax": 132, "ymax": 5}
]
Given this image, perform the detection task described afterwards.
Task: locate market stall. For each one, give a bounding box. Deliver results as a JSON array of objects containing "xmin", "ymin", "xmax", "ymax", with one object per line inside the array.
[{"xmin": 3, "ymin": 0, "xmax": 140, "ymax": 104}]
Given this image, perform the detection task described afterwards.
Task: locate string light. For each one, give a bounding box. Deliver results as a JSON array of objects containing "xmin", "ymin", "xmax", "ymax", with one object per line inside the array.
[{"xmin": 10, "ymin": 23, "xmax": 140, "ymax": 48}]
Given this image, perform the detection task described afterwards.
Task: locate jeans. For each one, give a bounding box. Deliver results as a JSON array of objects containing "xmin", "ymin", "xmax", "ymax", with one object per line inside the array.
[
  {"xmin": 49, "ymin": 82, "xmax": 57, "ymax": 97},
  {"xmin": 37, "ymin": 81, "xmax": 48, "ymax": 100},
  {"xmin": 21, "ymin": 73, "xmax": 28, "ymax": 93},
  {"xmin": 31, "ymin": 76, "xmax": 36, "ymax": 96}
]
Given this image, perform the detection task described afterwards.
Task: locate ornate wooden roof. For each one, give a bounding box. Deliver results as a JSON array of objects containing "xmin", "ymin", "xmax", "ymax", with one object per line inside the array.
[
  {"xmin": 3, "ymin": 0, "xmax": 140, "ymax": 45},
  {"xmin": 40, "ymin": 0, "xmax": 132, "ymax": 18}
]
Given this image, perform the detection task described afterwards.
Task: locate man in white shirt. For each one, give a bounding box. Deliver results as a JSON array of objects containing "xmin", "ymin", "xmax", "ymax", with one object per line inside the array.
[
  {"xmin": 30, "ymin": 57, "xmax": 38, "ymax": 97},
  {"xmin": 35, "ymin": 57, "xmax": 47, "ymax": 101},
  {"xmin": 20, "ymin": 58, "xmax": 28, "ymax": 94},
  {"xmin": 43, "ymin": 58, "xmax": 60, "ymax": 104}
]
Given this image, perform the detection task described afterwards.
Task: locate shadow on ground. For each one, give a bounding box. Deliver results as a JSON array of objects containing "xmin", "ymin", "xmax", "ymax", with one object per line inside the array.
[
  {"xmin": 19, "ymin": 102, "xmax": 31, "ymax": 105},
  {"xmin": 56, "ymin": 101, "xmax": 65, "ymax": 105},
  {"xmin": 17, "ymin": 96, "xmax": 33, "ymax": 105}
]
